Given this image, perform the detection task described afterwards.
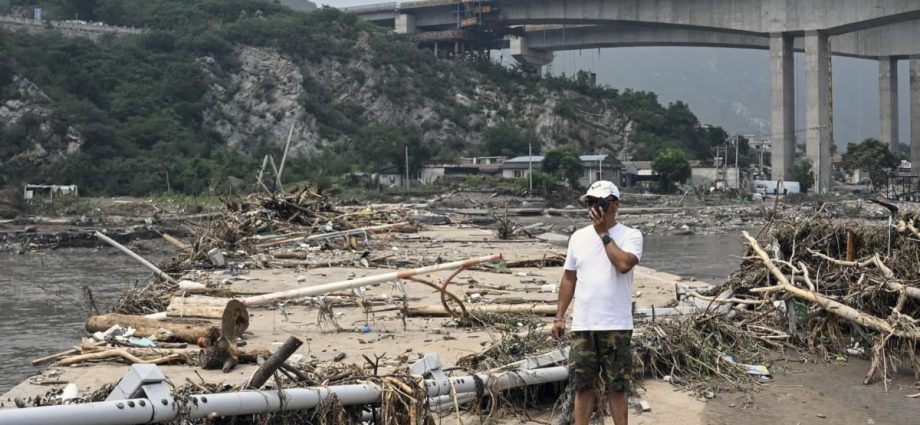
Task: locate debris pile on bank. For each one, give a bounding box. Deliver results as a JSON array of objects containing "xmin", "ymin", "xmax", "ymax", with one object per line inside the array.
[
  {"xmin": 654, "ymin": 211, "xmax": 920, "ymax": 395},
  {"xmin": 8, "ymin": 190, "xmax": 920, "ymax": 424}
]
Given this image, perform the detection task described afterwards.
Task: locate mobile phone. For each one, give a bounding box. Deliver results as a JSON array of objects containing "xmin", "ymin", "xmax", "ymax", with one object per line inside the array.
[{"xmin": 595, "ymin": 198, "xmax": 609, "ymax": 214}]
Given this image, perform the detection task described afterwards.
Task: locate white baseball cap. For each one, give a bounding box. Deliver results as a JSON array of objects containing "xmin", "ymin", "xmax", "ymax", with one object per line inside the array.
[{"xmin": 579, "ymin": 180, "xmax": 621, "ymax": 202}]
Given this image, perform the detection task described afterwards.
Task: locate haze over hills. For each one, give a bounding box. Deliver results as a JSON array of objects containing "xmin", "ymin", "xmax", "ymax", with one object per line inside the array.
[{"xmin": 551, "ymin": 47, "xmax": 911, "ymax": 151}]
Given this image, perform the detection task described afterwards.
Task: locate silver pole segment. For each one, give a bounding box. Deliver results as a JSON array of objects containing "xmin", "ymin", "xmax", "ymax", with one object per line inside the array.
[
  {"xmin": 0, "ymin": 367, "xmax": 567, "ymax": 425},
  {"xmin": 94, "ymin": 231, "xmax": 177, "ymax": 284},
  {"xmin": 241, "ymin": 253, "xmax": 501, "ymax": 306}
]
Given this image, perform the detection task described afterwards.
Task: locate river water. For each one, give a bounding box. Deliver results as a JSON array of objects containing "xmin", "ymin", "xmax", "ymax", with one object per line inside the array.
[
  {"xmin": 0, "ymin": 233, "xmax": 744, "ymax": 394},
  {"xmin": 0, "ymin": 247, "xmax": 165, "ymax": 393}
]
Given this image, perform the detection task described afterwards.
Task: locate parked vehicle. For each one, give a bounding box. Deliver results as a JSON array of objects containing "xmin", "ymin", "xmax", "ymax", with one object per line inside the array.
[{"xmin": 752, "ymin": 180, "xmax": 801, "ymax": 196}]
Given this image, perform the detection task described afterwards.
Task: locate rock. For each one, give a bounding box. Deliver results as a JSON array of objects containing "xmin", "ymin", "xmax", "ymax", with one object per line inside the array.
[
  {"xmin": 409, "ymin": 214, "xmax": 451, "ymax": 225},
  {"xmin": 674, "ymin": 224, "xmax": 693, "ymax": 235},
  {"xmin": 536, "ymin": 232, "xmax": 570, "ymax": 247}
]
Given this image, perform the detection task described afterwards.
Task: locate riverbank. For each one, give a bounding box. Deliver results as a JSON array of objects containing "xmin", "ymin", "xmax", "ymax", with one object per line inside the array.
[{"xmin": 1, "ymin": 191, "xmax": 917, "ymax": 424}]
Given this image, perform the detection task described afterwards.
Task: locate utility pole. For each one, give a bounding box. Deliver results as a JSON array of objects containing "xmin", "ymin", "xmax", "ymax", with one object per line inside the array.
[
  {"xmin": 734, "ymin": 136, "xmax": 740, "ymax": 190},
  {"xmin": 528, "ymin": 143, "xmax": 533, "ymax": 192},
  {"xmin": 599, "ymin": 155, "xmax": 603, "ymax": 183},
  {"xmin": 405, "ymin": 145, "xmax": 410, "ymax": 190}
]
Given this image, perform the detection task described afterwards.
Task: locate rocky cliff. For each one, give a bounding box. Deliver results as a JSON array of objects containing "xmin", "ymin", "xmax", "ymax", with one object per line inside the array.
[
  {"xmin": 0, "ymin": 1, "xmax": 718, "ymax": 195},
  {"xmin": 201, "ymin": 40, "xmax": 632, "ymax": 158}
]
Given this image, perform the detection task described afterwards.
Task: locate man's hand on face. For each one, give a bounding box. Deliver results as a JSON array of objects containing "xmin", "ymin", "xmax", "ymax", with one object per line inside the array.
[{"xmin": 589, "ymin": 205, "xmax": 608, "ymax": 235}]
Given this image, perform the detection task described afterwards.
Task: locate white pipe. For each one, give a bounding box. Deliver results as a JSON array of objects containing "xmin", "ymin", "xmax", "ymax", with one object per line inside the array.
[
  {"xmin": 241, "ymin": 253, "xmax": 502, "ymax": 307},
  {"xmin": 0, "ymin": 367, "xmax": 566, "ymax": 425},
  {"xmin": 94, "ymin": 231, "xmax": 177, "ymax": 284},
  {"xmin": 143, "ymin": 253, "xmax": 501, "ymax": 320}
]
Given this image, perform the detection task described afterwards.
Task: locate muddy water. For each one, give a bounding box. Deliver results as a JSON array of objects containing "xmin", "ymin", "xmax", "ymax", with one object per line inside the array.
[
  {"xmin": 0, "ymin": 233, "xmax": 745, "ymax": 394},
  {"xmin": 0, "ymin": 248, "xmax": 165, "ymax": 393},
  {"xmin": 641, "ymin": 232, "xmax": 746, "ymax": 283}
]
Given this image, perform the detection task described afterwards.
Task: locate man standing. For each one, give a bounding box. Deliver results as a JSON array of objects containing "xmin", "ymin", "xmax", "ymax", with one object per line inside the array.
[{"xmin": 552, "ymin": 181, "xmax": 643, "ymax": 425}]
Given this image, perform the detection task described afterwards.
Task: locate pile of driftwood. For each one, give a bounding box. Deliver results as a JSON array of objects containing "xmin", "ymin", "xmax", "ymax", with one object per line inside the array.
[
  {"xmin": 674, "ymin": 214, "xmax": 920, "ymax": 391},
  {"xmin": 160, "ymin": 187, "xmax": 418, "ymax": 271}
]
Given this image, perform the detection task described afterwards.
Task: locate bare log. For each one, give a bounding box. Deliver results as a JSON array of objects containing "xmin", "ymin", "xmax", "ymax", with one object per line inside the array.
[
  {"xmin": 32, "ymin": 348, "xmax": 79, "ymax": 366},
  {"xmin": 162, "ymin": 233, "xmax": 191, "ymax": 252},
  {"xmin": 687, "ymin": 290, "xmax": 766, "ymax": 306},
  {"xmin": 808, "ymin": 249, "xmax": 920, "ymax": 301},
  {"xmin": 86, "ymin": 314, "xmax": 219, "ymax": 345},
  {"xmin": 898, "ymin": 219, "xmax": 920, "ymax": 240},
  {"xmin": 407, "ymin": 304, "xmax": 557, "ymax": 317},
  {"xmin": 199, "ymin": 336, "xmax": 239, "ymax": 373},
  {"xmin": 59, "ymin": 349, "xmax": 185, "ymax": 366},
  {"xmin": 743, "ymin": 232, "xmax": 920, "ymax": 340},
  {"xmin": 846, "ymin": 231, "xmax": 857, "ymax": 261},
  {"xmin": 166, "ymin": 296, "xmax": 249, "ymax": 338},
  {"xmin": 77, "ymin": 342, "xmax": 268, "ymax": 364},
  {"xmin": 246, "ymin": 336, "xmax": 303, "ymax": 389}
]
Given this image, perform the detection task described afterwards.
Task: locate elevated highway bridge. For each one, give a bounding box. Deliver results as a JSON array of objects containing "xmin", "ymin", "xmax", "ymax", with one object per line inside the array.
[{"xmin": 345, "ymin": 1, "xmax": 920, "ymax": 193}]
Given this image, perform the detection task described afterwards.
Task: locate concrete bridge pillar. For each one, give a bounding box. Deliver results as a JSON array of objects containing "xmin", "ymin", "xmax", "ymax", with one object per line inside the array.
[
  {"xmin": 879, "ymin": 57, "xmax": 899, "ymax": 152},
  {"xmin": 770, "ymin": 33, "xmax": 795, "ymax": 181},
  {"xmin": 804, "ymin": 31, "xmax": 832, "ymax": 193},
  {"xmin": 395, "ymin": 14, "xmax": 417, "ymax": 34},
  {"xmin": 912, "ymin": 59, "xmax": 920, "ymax": 176},
  {"xmin": 509, "ymin": 36, "xmax": 553, "ymax": 67}
]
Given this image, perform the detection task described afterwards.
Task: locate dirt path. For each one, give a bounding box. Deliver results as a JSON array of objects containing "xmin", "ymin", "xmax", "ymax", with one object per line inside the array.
[{"xmin": 703, "ymin": 357, "xmax": 919, "ymax": 425}]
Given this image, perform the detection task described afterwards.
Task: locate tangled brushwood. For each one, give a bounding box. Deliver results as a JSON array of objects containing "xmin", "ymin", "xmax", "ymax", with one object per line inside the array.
[{"xmin": 687, "ymin": 213, "xmax": 920, "ymax": 389}]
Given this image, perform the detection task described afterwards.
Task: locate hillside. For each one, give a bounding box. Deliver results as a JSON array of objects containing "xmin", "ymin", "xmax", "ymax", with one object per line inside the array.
[{"xmin": 0, "ymin": 0, "xmax": 727, "ymax": 196}]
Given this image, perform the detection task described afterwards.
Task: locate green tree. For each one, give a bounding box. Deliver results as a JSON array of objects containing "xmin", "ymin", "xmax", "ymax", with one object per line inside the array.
[
  {"xmin": 841, "ymin": 138, "xmax": 900, "ymax": 189},
  {"xmin": 789, "ymin": 159, "xmax": 814, "ymax": 193},
  {"xmin": 652, "ymin": 148, "xmax": 691, "ymax": 193},
  {"xmin": 541, "ymin": 148, "xmax": 583, "ymax": 189},
  {"xmin": 483, "ymin": 122, "xmax": 539, "ymax": 157},
  {"xmin": 356, "ymin": 124, "xmax": 430, "ymax": 175}
]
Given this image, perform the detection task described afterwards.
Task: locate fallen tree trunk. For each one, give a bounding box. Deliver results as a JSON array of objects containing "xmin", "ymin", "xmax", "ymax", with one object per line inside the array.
[
  {"xmin": 742, "ymin": 231, "xmax": 920, "ymax": 340},
  {"xmin": 407, "ymin": 304, "xmax": 557, "ymax": 317},
  {"xmin": 166, "ymin": 296, "xmax": 249, "ymax": 338},
  {"xmin": 86, "ymin": 314, "xmax": 220, "ymax": 345}
]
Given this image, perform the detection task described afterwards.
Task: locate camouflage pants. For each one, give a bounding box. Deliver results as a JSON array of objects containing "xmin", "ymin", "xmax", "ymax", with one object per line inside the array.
[{"xmin": 568, "ymin": 330, "xmax": 632, "ymax": 393}]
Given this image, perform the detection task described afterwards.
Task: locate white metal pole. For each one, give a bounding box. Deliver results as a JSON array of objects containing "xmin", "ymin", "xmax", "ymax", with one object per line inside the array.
[
  {"xmin": 94, "ymin": 232, "xmax": 176, "ymax": 284},
  {"xmin": 0, "ymin": 366, "xmax": 567, "ymax": 425},
  {"xmin": 405, "ymin": 145, "xmax": 410, "ymax": 189},
  {"xmin": 241, "ymin": 253, "xmax": 501, "ymax": 306},
  {"xmin": 276, "ymin": 124, "xmax": 295, "ymax": 189}
]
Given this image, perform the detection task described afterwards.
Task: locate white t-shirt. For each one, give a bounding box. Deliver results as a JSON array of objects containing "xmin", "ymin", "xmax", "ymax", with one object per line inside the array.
[{"xmin": 563, "ymin": 223, "xmax": 644, "ymax": 331}]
